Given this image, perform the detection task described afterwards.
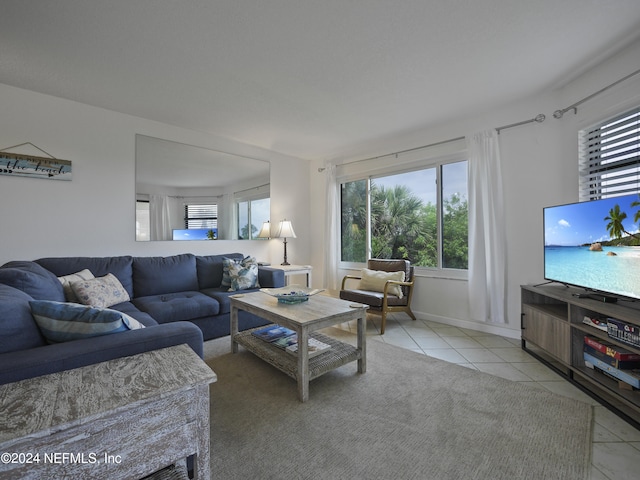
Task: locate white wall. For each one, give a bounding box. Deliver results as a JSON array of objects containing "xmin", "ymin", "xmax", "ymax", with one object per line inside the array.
[
  {"xmin": 0, "ymin": 84, "xmax": 311, "ymax": 266},
  {"xmin": 310, "ymin": 38, "xmax": 640, "ymax": 338},
  {"xmin": 1, "ymin": 38, "xmax": 638, "ymax": 339}
]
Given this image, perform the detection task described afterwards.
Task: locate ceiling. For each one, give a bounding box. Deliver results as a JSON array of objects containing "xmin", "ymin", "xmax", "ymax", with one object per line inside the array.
[{"xmin": 2, "ymin": 1, "xmax": 640, "ymax": 161}]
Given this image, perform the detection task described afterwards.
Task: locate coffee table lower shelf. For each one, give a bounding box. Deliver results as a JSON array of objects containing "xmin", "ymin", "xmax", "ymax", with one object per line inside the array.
[{"xmin": 234, "ymin": 328, "xmax": 360, "ymax": 381}]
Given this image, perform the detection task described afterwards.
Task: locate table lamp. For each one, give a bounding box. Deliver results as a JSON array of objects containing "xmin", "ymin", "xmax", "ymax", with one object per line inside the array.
[
  {"xmin": 256, "ymin": 221, "xmax": 271, "ymax": 239},
  {"xmin": 274, "ymin": 219, "xmax": 296, "ymax": 265}
]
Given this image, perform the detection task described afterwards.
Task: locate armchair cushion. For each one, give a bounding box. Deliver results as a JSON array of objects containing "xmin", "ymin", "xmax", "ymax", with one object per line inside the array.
[
  {"xmin": 359, "ymin": 268, "xmax": 405, "ymax": 298},
  {"xmin": 340, "ymin": 289, "xmax": 409, "ymax": 308}
]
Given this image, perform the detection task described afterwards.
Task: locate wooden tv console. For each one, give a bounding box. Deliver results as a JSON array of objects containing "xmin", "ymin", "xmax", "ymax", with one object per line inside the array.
[{"xmin": 521, "ymin": 284, "xmax": 640, "ymax": 428}]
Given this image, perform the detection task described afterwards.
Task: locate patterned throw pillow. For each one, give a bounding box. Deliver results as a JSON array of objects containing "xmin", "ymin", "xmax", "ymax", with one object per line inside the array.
[
  {"xmin": 227, "ymin": 258, "xmax": 260, "ymax": 292},
  {"xmin": 223, "ymin": 256, "xmax": 259, "ymax": 289},
  {"xmin": 58, "ymin": 269, "xmax": 95, "ymax": 302},
  {"xmin": 70, "ymin": 273, "xmax": 130, "ymax": 308},
  {"xmin": 221, "ymin": 257, "xmax": 237, "ymax": 287},
  {"xmin": 30, "ymin": 300, "xmax": 145, "ymax": 344}
]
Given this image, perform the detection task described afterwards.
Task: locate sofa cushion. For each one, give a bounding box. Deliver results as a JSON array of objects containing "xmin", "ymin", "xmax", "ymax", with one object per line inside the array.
[
  {"xmin": 70, "ymin": 273, "xmax": 131, "ymax": 308},
  {"xmin": 35, "ymin": 256, "xmax": 134, "ymax": 298},
  {"xmin": 30, "ymin": 300, "xmax": 145, "ymax": 344},
  {"xmin": 0, "ymin": 261, "xmax": 65, "ymax": 301},
  {"xmin": 0, "ymin": 284, "xmax": 46, "ymax": 353},
  {"xmin": 108, "ymin": 301, "xmax": 158, "ymax": 327},
  {"xmin": 58, "ymin": 269, "xmax": 95, "ymax": 302},
  {"xmin": 0, "ymin": 321, "xmax": 204, "ymax": 385},
  {"xmin": 196, "ymin": 253, "xmax": 243, "ymax": 289},
  {"xmin": 133, "ymin": 254, "xmax": 198, "ymax": 297},
  {"xmin": 200, "ymin": 287, "xmax": 244, "ymax": 315},
  {"xmin": 132, "ymin": 291, "xmax": 220, "ymax": 324}
]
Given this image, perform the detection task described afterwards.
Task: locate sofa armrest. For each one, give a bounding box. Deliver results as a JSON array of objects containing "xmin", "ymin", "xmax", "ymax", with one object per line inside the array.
[
  {"xmin": 0, "ymin": 321, "xmax": 204, "ymax": 385},
  {"xmin": 258, "ymin": 266, "xmax": 285, "ymax": 288}
]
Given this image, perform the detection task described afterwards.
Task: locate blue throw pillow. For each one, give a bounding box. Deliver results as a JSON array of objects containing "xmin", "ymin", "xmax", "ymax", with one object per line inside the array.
[{"xmin": 30, "ymin": 300, "xmax": 145, "ymax": 344}]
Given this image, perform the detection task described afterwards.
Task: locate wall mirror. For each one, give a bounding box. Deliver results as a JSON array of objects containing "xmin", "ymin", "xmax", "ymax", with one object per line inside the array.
[{"xmin": 135, "ymin": 134, "xmax": 270, "ymax": 241}]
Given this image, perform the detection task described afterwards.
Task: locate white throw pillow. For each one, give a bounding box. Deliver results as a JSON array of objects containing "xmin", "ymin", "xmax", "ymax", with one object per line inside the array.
[
  {"xmin": 359, "ymin": 268, "xmax": 405, "ymax": 298},
  {"xmin": 70, "ymin": 273, "xmax": 131, "ymax": 308},
  {"xmin": 58, "ymin": 269, "xmax": 95, "ymax": 302}
]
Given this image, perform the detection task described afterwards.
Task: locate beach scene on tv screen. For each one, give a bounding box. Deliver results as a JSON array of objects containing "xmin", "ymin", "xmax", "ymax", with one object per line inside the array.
[{"xmin": 544, "ymin": 193, "xmax": 640, "ymax": 299}]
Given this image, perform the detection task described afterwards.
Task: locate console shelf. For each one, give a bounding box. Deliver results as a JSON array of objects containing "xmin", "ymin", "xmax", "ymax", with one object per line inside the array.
[{"xmin": 521, "ymin": 284, "xmax": 640, "ymax": 428}]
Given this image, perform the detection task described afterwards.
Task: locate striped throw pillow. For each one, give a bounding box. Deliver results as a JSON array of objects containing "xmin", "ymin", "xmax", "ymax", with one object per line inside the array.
[{"xmin": 30, "ymin": 300, "xmax": 144, "ymax": 344}]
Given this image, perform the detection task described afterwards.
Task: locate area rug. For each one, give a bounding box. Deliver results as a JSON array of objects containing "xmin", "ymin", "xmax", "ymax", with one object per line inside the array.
[{"xmin": 205, "ymin": 334, "xmax": 592, "ymax": 480}]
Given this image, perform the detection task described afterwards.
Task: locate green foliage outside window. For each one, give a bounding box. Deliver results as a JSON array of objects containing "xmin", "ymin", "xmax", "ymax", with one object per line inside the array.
[{"xmin": 340, "ymin": 164, "xmax": 468, "ymax": 269}]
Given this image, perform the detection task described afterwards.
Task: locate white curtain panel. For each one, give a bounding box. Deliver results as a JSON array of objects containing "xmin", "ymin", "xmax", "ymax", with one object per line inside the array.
[
  {"xmin": 324, "ymin": 163, "xmax": 339, "ymax": 290},
  {"xmin": 149, "ymin": 194, "xmax": 172, "ymax": 241},
  {"xmin": 221, "ymin": 193, "xmax": 234, "ymax": 240},
  {"xmin": 467, "ymin": 130, "xmax": 507, "ymax": 323}
]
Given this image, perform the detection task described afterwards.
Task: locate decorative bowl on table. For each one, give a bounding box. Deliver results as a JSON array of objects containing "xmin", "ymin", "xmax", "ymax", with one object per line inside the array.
[{"xmin": 260, "ymin": 286, "xmax": 324, "ymax": 304}]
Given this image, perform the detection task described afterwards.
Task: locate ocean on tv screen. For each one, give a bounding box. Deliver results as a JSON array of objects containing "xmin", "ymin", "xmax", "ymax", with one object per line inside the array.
[{"xmin": 544, "ymin": 192, "xmax": 640, "ymax": 300}]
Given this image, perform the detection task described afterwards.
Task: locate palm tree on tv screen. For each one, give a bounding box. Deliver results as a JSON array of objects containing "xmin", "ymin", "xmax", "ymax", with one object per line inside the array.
[{"xmin": 604, "ymin": 202, "xmax": 640, "ymax": 242}]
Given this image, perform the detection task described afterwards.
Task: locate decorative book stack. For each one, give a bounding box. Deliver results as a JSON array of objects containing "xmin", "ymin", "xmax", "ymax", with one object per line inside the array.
[
  {"xmin": 583, "ymin": 335, "xmax": 640, "ymax": 390},
  {"xmin": 251, "ymin": 325, "xmax": 331, "ymax": 358}
]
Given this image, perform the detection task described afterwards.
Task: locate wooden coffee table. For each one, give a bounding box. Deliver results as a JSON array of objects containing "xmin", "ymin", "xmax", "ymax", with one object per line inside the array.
[{"xmin": 230, "ymin": 292, "xmax": 368, "ymax": 402}]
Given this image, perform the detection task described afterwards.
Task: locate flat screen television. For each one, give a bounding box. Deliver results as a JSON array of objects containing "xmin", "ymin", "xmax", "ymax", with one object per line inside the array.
[{"xmin": 544, "ymin": 193, "xmax": 640, "ymax": 301}]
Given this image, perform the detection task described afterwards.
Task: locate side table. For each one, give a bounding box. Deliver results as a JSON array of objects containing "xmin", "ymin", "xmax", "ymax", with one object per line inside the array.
[
  {"xmin": 278, "ymin": 264, "xmax": 313, "ymax": 287},
  {"xmin": 0, "ymin": 344, "xmax": 216, "ymax": 480}
]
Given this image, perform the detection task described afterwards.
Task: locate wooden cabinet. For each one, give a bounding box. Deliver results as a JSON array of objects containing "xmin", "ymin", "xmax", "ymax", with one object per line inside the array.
[
  {"xmin": 522, "ymin": 303, "xmax": 570, "ymax": 364},
  {"xmin": 0, "ymin": 345, "xmax": 217, "ymax": 480},
  {"xmin": 522, "ymin": 284, "xmax": 640, "ymax": 427}
]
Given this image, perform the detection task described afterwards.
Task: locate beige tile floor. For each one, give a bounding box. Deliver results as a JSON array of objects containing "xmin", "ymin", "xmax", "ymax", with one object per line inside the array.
[{"xmin": 331, "ymin": 313, "xmax": 640, "ymax": 480}]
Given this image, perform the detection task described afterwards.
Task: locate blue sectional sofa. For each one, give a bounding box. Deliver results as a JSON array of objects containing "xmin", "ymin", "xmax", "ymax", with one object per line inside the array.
[{"xmin": 0, "ymin": 253, "xmax": 284, "ymax": 384}]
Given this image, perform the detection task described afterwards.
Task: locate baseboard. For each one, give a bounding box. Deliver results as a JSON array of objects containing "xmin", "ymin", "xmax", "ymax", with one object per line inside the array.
[{"xmin": 414, "ymin": 311, "xmax": 520, "ymax": 340}]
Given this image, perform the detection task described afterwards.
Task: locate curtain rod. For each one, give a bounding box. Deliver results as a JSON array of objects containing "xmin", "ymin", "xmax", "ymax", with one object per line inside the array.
[
  {"xmin": 319, "ymin": 112, "xmax": 548, "ymax": 172},
  {"xmin": 168, "ymin": 194, "xmax": 222, "ymax": 199},
  {"xmin": 318, "ymin": 136, "xmax": 466, "ymax": 172},
  {"xmin": 319, "ymin": 66, "xmax": 640, "ymax": 171},
  {"xmin": 553, "ymin": 66, "xmax": 640, "ymax": 119},
  {"xmin": 495, "ymin": 114, "xmax": 546, "ymax": 134},
  {"xmin": 166, "ymin": 182, "xmax": 269, "ymax": 199}
]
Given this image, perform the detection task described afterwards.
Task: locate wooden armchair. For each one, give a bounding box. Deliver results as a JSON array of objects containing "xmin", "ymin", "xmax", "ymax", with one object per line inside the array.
[{"xmin": 339, "ymin": 259, "xmax": 416, "ymax": 334}]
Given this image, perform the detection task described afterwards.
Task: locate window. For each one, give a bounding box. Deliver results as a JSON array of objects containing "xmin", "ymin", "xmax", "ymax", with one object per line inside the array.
[
  {"xmin": 340, "ymin": 159, "xmax": 468, "ymax": 270},
  {"xmin": 579, "ymin": 106, "xmax": 640, "ymax": 201},
  {"xmin": 185, "ymin": 204, "xmax": 218, "ymax": 229},
  {"xmin": 237, "ymin": 197, "xmax": 270, "ymax": 239}
]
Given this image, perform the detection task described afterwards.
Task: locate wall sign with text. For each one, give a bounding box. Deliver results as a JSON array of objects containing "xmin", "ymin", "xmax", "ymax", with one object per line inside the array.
[{"xmin": 0, "ymin": 152, "xmax": 72, "ymax": 181}]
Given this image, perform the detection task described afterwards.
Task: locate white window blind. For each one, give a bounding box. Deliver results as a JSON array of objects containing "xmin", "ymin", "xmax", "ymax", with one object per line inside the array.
[
  {"xmin": 579, "ymin": 106, "xmax": 640, "ymax": 201},
  {"xmin": 185, "ymin": 204, "xmax": 218, "ymax": 229}
]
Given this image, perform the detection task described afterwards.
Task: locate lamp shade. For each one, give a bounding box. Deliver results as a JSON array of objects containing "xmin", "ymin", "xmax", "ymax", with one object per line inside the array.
[
  {"xmin": 275, "ymin": 219, "xmax": 296, "ymax": 239},
  {"xmin": 257, "ymin": 221, "xmax": 271, "ymax": 239}
]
